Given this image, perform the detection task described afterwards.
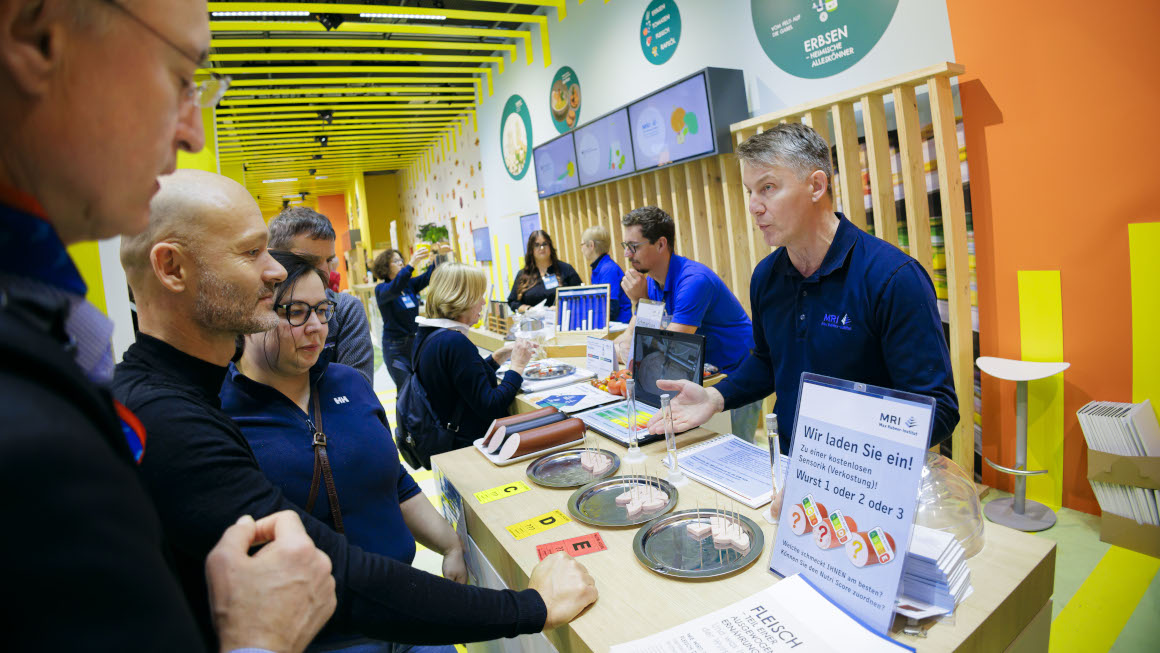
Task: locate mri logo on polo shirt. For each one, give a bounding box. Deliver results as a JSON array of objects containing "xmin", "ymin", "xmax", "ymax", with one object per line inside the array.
[{"xmin": 820, "ymin": 312, "xmax": 853, "ymax": 331}]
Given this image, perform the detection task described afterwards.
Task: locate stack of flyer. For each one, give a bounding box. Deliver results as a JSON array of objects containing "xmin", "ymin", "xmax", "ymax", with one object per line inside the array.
[
  {"xmin": 896, "ymin": 525, "xmax": 973, "ymax": 619},
  {"xmin": 1077, "ymin": 399, "xmax": 1160, "ymax": 526}
]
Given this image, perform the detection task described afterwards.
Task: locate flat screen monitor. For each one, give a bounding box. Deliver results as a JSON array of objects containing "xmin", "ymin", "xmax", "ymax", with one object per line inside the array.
[
  {"xmin": 629, "ymin": 73, "xmax": 715, "ymax": 170},
  {"xmin": 472, "ymin": 227, "xmax": 492, "ymax": 262},
  {"xmin": 573, "ymin": 108, "xmax": 636, "ymax": 186},
  {"xmin": 631, "ymin": 326, "xmax": 705, "ymax": 408},
  {"xmin": 532, "ymin": 133, "xmax": 580, "ymax": 198}
]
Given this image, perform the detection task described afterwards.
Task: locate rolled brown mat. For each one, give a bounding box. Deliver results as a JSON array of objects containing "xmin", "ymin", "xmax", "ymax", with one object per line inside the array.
[
  {"xmin": 482, "ymin": 407, "xmax": 558, "ymax": 448},
  {"xmin": 485, "ymin": 411, "xmax": 570, "ymax": 455},
  {"xmin": 845, "ymin": 530, "xmax": 898, "ymax": 567},
  {"xmin": 497, "ymin": 418, "xmax": 586, "ymax": 461}
]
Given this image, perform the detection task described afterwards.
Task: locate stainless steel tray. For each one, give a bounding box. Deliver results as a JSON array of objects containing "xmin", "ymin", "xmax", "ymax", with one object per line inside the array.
[
  {"xmin": 632, "ymin": 509, "xmax": 765, "ymax": 579},
  {"xmin": 527, "ymin": 449, "xmax": 621, "ymax": 488},
  {"xmin": 567, "ymin": 475, "xmax": 678, "ymax": 527},
  {"xmin": 522, "ymin": 361, "xmax": 576, "ymax": 380}
]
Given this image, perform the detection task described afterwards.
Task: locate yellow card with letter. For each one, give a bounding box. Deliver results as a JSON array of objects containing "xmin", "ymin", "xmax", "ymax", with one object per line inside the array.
[
  {"xmin": 506, "ymin": 509, "xmax": 571, "ymax": 540},
  {"xmin": 474, "ymin": 481, "xmax": 531, "ymax": 504}
]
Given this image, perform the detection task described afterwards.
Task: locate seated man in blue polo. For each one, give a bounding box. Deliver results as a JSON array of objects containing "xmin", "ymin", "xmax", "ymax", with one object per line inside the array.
[
  {"xmin": 579, "ymin": 224, "xmax": 632, "ymax": 324},
  {"xmin": 647, "ymin": 123, "xmax": 959, "ymax": 454},
  {"xmin": 613, "ymin": 206, "xmax": 761, "ymax": 441}
]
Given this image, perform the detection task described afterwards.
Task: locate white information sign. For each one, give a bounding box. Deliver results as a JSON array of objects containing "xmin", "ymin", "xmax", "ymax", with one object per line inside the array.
[
  {"xmin": 769, "ymin": 373, "xmax": 934, "ymax": 635},
  {"xmin": 586, "ymin": 336, "xmax": 617, "ymax": 378}
]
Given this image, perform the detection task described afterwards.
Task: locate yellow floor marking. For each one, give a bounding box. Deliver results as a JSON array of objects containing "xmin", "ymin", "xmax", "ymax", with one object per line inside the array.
[{"xmin": 1050, "ymin": 546, "xmax": 1160, "ymax": 653}]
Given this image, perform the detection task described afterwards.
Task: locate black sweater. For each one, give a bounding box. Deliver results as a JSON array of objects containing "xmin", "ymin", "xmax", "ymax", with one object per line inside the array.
[
  {"xmin": 506, "ymin": 260, "xmax": 582, "ymax": 311},
  {"xmin": 0, "ymin": 293, "xmax": 204, "ymax": 651},
  {"xmin": 113, "ymin": 333, "xmax": 547, "ymax": 647},
  {"xmin": 414, "ymin": 326, "xmax": 523, "ymax": 445}
]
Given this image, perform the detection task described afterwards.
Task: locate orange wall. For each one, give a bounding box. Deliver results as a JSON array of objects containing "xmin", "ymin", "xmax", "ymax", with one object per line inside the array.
[
  {"xmin": 317, "ymin": 194, "xmax": 351, "ymax": 292},
  {"xmin": 947, "ymin": 1, "xmax": 1160, "ymax": 513}
]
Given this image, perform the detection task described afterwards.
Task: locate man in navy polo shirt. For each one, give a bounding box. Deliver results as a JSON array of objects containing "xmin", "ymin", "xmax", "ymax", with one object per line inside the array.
[
  {"xmin": 648, "ymin": 123, "xmax": 959, "ymax": 453},
  {"xmin": 614, "ymin": 206, "xmax": 761, "ymax": 441}
]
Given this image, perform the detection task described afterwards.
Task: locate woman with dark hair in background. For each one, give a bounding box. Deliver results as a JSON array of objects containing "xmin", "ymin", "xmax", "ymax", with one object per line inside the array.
[
  {"xmin": 372, "ymin": 245, "xmax": 448, "ymax": 389},
  {"xmin": 221, "ymin": 250, "xmax": 463, "ymax": 653},
  {"xmin": 506, "ymin": 230, "xmax": 582, "ymax": 314}
]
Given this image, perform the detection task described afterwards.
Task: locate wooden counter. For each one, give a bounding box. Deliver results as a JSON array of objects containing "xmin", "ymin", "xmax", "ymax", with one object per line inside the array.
[
  {"xmin": 467, "ymin": 327, "xmax": 622, "ymax": 359},
  {"xmin": 433, "ymin": 429, "xmax": 1054, "ymax": 653}
]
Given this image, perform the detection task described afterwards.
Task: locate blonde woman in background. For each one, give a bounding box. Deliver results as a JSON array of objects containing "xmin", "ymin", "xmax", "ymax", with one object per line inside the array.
[{"xmin": 410, "ymin": 263, "xmax": 537, "ymax": 453}]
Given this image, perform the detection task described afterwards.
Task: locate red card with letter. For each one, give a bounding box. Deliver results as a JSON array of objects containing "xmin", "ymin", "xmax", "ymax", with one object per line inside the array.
[{"xmin": 535, "ymin": 532, "xmax": 607, "ymax": 560}]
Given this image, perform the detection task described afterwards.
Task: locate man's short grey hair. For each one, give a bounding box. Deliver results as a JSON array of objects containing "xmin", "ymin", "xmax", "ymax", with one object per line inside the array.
[
  {"xmin": 267, "ymin": 206, "xmax": 337, "ymax": 249},
  {"xmin": 736, "ymin": 123, "xmax": 833, "ymax": 193}
]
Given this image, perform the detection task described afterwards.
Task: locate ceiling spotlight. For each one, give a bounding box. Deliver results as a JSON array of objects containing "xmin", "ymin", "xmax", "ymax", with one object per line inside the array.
[
  {"xmin": 308, "ymin": 168, "xmax": 317, "ymax": 175},
  {"xmin": 318, "ymin": 110, "xmax": 334, "ymax": 124},
  {"xmin": 314, "ymin": 13, "xmax": 345, "ymax": 30},
  {"xmin": 282, "ymin": 199, "xmax": 290, "ymax": 209},
  {"xmin": 316, "ymin": 136, "xmax": 329, "ymax": 146},
  {"xmin": 312, "ymin": 154, "xmax": 323, "ymax": 160}
]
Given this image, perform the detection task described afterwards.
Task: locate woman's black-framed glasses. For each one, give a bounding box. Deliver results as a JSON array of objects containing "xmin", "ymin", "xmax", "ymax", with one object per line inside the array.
[{"xmin": 277, "ymin": 301, "xmax": 338, "ymax": 327}]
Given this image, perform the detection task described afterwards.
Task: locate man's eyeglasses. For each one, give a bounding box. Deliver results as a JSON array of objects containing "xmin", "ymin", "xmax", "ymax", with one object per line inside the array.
[
  {"xmin": 101, "ymin": 0, "xmax": 230, "ymax": 108},
  {"xmin": 621, "ymin": 241, "xmax": 649, "ymax": 255},
  {"xmin": 277, "ymin": 301, "xmax": 338, "ymax": 327}
]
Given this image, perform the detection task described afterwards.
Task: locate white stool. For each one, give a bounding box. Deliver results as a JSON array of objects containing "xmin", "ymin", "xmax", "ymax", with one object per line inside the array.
[{"xmin": 976, "ymin": 356, "xmax": 1070, "ymax": 532}]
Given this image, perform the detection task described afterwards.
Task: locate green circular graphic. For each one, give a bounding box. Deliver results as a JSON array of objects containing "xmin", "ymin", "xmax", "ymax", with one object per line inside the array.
[
  {"xmin": 549, "ymin": 66, "xmax": 582, "ymax": 134},
  {"xmin": 500, "ymin": 94, "xmax": 532, "ymax": 180},
  {"xmin": 751, "ymin": 0, "xmax": 899, "ymax": 79},
  {"xmin": 640, "ymin": 0, "xmax": 681, "ymax": 65}
]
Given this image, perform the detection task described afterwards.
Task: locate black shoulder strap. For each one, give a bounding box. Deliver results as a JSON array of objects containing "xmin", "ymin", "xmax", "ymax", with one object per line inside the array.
[{"xmin": 410, "ymin": 328, "xmax": 466, "ymax": 430}]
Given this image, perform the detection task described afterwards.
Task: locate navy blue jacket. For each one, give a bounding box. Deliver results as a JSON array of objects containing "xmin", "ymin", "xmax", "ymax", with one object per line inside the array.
[
  {"xmin": 220, "ymin": 360, "xmax": 421, "ymax": 565},
  {"xmin": 413, "ymin": 326, "xmax": 523, "ymax": 444},
  {"xmin": 376, "ymin": 263, "xmax": 436, "ymax": 341},
  {"xmin": 589, "ymin": 253, "xmax": 633, "ymax": 323},
  {"xmin": 714, "ymin": 213, "xmax": 959, "ymax": 452}
]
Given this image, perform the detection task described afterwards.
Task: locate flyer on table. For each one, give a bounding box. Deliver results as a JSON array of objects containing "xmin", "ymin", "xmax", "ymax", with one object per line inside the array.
[{"xmin": 770, "ymin": 373, "xmax": 934, "ymax": 634}]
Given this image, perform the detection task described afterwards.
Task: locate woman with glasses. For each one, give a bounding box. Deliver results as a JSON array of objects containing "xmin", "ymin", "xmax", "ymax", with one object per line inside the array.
[
  {"xmin": 220, "ymin": 251, "xmax": 462, "ymax": 653},
  {"xmin": 372, "ymin": 245, "xmax": 447, "ymax": 389},
  {"xmin": 506, "ymin": 230, "xmax": 582, "ymax": 314}
]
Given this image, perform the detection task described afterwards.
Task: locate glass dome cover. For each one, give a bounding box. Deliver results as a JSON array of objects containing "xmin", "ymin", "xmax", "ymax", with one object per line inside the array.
[{"xmin": 915, "ymin": 452, "xmax": 985, "ymax": 558}]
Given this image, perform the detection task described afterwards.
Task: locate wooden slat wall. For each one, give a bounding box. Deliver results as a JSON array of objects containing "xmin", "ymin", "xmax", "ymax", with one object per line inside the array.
[{"xmin": 537, "ymin": 62, "xmax": 973, "ymax": 478}]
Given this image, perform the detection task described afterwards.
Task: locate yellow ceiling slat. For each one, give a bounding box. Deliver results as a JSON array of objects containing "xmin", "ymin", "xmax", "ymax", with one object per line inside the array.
[
  {"xmin": 217, "ymin": 105, "xmax": 471, "ymax": 116},
  {"xmin": 472, "ymin": 0, "xmax": 564, "ymax": 21},
  {"xmin": 211, "ymin": 38, "xmax": 517, "ymax": 59},
  {"xmin": 228, "ymin": 148, "xmax": 430, "ymax": 164},
  {"xmin": 227, "ymin": 76, "xmax": 481, "ymax": 87},
  {"xmin": 208, "ymin": 3, "xmax": 547, "ymax": 26},
  {"xmin": 222, "ymin": 138, "xmax": 438, "ymax": 155},
  {"xmin": 204, "ymin": 66, "xmax": 493, "ymax": 97},
  {"xmin": 218, "ymin": 116, "xmax": 467, "ymax": 131},
  {"xmin": 218, "ymin": 111, "xmax": 468, "ymax": 123},
  {"xmin": 210, "ymin": 52, "xmax": 506, "ymax": 75},
  {"xmin": 209, "ymin": 22, "xmax": 534, "ymax": 66},
  {"xmin": 223, "ymin": 86, "xmax": 475, "ymax": 97},
  {"xmin": 219, "ymin": 96, "xmax": 476, "ymax": 106},
  {"xmin": 246, "ymin": 154, "xmax": 421, "ymax": 169},
  {"xmin": 219, "ymin": 120, "xmax": 464, "ymax": 137},
  {"xmin": 221, "ymin": 131, "xmax": 450, "ymax": 147}
]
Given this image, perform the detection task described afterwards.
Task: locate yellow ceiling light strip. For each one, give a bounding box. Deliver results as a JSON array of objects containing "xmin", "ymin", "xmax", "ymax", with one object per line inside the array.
[
  {"xmin": 211, "ymin": 38, "xmax": 517, "ymax": 60},
  {"xmin": 210, "ymin": 52, "xmax": 506, "ymax": 75},
  {"xmin": 205, "ymin": 66, "xmax": 493, "ymax": 96},
  {"xmin": 206, "ymin": 3, "xmax": 551, "ymax": 67},
  {"xmin": 209, "ymin": 22, "xmax": 534, "ymax": 66},
  {"xmin": 223, "ymin": 86, "xmax": 476, "ymax": 97}
]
